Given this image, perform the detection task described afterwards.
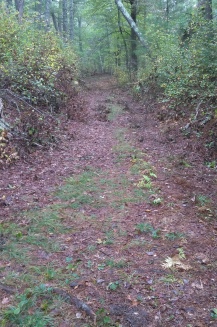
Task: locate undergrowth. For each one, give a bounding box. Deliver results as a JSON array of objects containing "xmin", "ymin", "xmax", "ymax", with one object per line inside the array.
[{"xmin": 0, "ymin": 5, "xmax": 84, "ymax": 167}]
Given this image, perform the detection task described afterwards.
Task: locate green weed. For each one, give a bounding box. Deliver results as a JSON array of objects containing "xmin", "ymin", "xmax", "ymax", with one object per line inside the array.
[
  {"xmin": 107, "ymin": 281, "xmax": 120, "ymax": 291},
  {"xmin": 152, "ymin": 197, "xmax": 163, "ymax": 205},
  {"xmin": 135, "ymin": 222, "xmax": 160, "ymax": 239},
  {"xmin": 196, "ymin": 194, "xmax": 210, "ymax": 206},
  {"xmin": 1, "ymin": 285, "xmax": 55, "ymax": 327},
  {"xmin": 96, "ymin": 308, "xmax": 114, "ymax": 326},
  {"xmin": 211, "ymin": 308, "xmax": 217, "ymax": 319},
  {"xmin": 165, "ymin": 232, "xmax": 185, "ymax": 240},
  {"xmin": 105, "ymin": 259, "xmax": 127, "ymax": 268},
  {"xmin": 160, "ymin": 274, "xmax": 178, "ymax": 284}
]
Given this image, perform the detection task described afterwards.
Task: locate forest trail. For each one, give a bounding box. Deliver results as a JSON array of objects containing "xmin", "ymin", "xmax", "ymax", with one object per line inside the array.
[{"xmin": 0, "ymin": 76, "xmax": 217, "ymax": 327}]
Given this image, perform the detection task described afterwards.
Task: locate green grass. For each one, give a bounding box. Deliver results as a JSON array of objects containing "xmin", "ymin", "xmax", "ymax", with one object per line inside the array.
[
  {"xmin": 107, "ymin": 104, "xmax": 123, "ymax": 121},
  {"xmin": 196, "ymin": 194, "xmax": 210, "ymax": 206},
  {"xmin": 55, "ymin": 170, "xmax": 98, "ymax": 203},
  {"xmin": 165, "ymin": 232, "xmax": 185, "ymax": 240},
  {"xmin": 1, "ymin": 285, "xmax": 56, "ymax": 327}
]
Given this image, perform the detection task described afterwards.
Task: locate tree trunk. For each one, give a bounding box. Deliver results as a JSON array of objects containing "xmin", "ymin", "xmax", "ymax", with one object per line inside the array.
[
  {"xmin": 15, "ymin": 0, "xmax": 24, "ymax": 23},
  {"xmin": 62, "ymin": 0, "xmax": 68, "ymax": 38},
  {"xmin": 166, "ymin": 0, "xmax": 169, "ymax": 24},
  {"xmin": 51, "ymin": 10, "xmax": 59, "ymax": 32},
  {"xmin": 45, "ymin": 0, "xmax": 51, "ymax": 31},
  {"xmin": 129, "ymin": 0, "xmax": 138, "ymax": 71},
  {"xmin": 117, "ymin": 9, "xmax": 129, "ymax": 69},
  {"xmin": 15, "ymin": 0, "xmax": 19, "ymax": 11},
  {"xmin": 69, "ymin": 0, "xmax": 74, "ymax": 41},
  {"xmin": 114, "ymin": 0, "xmax": 149, "ymax": 52},
  {"xmin": 58, "ymin": 0, "xmax": 62, "ymax": 33},
  {"xmin": 78, "ymin": 16, "xmax": 83, "ymax": 52},
  {"xmin": 198, "ymin": 0, "xmax": 212, "ymax": 20}
]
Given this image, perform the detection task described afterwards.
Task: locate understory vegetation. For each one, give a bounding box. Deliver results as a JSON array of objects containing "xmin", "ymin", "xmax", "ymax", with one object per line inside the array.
[{"xmin": 0, "ymin": 5, "xmax": 80, "ymax": 167}]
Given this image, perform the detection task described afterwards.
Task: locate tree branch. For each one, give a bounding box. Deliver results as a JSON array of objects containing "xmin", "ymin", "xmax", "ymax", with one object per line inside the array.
[{"xmin": 114, "ymin": 0, "xmax": 150, "ymax": 53}]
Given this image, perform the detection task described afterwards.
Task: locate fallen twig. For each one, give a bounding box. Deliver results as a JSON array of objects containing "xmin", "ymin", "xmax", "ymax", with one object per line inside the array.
[
  {"xmin": 52, "ymin": 288, "xmax": 96, "ymax": 323},
  {"xmin": 194, "ymin": 100, "xmax": 203, "ymax": 120},
  {"xmin": 0, "ymin": 282, "xmax": 16, "ymax": 294}
]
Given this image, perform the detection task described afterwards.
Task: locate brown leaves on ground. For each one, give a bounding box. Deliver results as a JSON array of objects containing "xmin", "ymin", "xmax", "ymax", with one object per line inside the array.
[{"xmin": 0, "ymin": 76, "xmax": 216, "ymax": 327}]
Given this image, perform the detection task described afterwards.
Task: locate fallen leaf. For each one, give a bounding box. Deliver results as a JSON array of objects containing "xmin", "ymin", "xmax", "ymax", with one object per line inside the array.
[
  {"xmin": 191, "ymin": 281, "xmax": 203, "ymax": 290},
  {"xmin": 162, "ymin": 256, "xmax": 191, "ymax": 270},
  {"xmin": 76, "ymin": 312, "xmax": 82, "ymax": 318},
  {"xmin": 127, "ymin": 294, "xmax": 138, "ymax": 306},
  {"xmin": 2, "ymin": 297, "xmax": 9, "ymax": 304}
]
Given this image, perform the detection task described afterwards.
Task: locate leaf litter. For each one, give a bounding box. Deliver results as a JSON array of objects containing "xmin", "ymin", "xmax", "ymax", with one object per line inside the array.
[{"xmin": 0, "ymin": 75, "xmax": 217, "ymax": 326}]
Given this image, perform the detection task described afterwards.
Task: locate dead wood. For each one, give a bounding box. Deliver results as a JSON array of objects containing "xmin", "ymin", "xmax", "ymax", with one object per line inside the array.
[{"xmin": 52, "ymin": 288, "xmax": 96, "ymax": 323}]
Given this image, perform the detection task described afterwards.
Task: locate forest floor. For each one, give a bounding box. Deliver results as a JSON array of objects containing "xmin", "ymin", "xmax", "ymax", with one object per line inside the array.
[{"xmin": 0, "ymin": 76, "xmax": 217, "ymax": 327}]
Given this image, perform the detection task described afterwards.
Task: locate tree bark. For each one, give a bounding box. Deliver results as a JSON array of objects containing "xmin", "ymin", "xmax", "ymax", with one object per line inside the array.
[
  {"xmin": 117, "ymin": 9, "xmax": 129, "ymax": 68},
  {"xmin": 58, "ymin": 0, "xmax": 62, "ymax": 33},
  {"xmin": 129, "ymin": 0, "xmax": 138, "ymax": 71},
  {"xmin": 15, "ymin": 0, "xmax": 24, "ymax": 23},
  {"xmin": 62, "ymin": 0, "xmax": 68, "ymax": 37},
  {"xmin": 198, "ymin": 0, "xmax": 212, "ymax": 20},
  {"xmin": 51, "ymin": 10, "xmax": 59, "ymax": 32},
  {"xmin": 45, "ymin": 0, "xmax": 51, "ymax": 31},
  {"xmin": 69, "ymin": 0, "xmax": 74, "ymax": 41},
  {"xmin": 78, "ymin": 16, "xmax": 83, "ymax": 52},
  {"xmin": 114, "ymin": 0, "xmax": 149, "ymax": 52}
]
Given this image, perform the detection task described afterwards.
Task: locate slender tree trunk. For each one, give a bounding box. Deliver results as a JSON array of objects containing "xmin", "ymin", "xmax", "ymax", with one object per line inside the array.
[
  {"xmin": 114, "ymin": 0, "xmax": 149, "ymax": 52},
  {"xmin": 69, "ymin": 0, "xmax": 74, "ymax": 41},
  {"xmin": 78, "ymin": 16, "xmax": 83, "ymax": 52},
  {"xmin": 51, "ymin": 10, "xmax": 59, "ymax": 32},
  {"xmin": 117, "ymin": 8, "xmax": 129, "ymax": 69},
  {"xmin": 45, "ymin": 0, "xmax": 51, "ymax": 31},
  {"xmin": 58, "ymin": 0, "xmax": 62, "ymax": 33},
  {"xmin": 15, "ymin": 0, "xmax": 24, "ymax": 22},
  {"xmin": 62, "ymin": 0, "xmax": 68, "ymax": 38},
  {"xmin": 166, "ymin": 0, "xmax": 169, "ymax": 23},
  {"xmin": 15, "ymin": 0, "xmax": 19, "ymax": 11},
  {"xmin": 198, "ymin": 0, "xmax": 212, "ymax": 20},
  {"xmin": 130, "ymin": 0, "xmax": 138, "ymax": 71},
  {"xmin": 198, "ymin": 0, "xmax": 213, "ymax": 39}
]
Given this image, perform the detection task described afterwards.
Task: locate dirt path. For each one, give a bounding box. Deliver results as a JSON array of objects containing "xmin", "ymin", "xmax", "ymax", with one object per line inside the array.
[{"xmin": 0, "ymin": 76, "xmax": 217, "ymax": 327}]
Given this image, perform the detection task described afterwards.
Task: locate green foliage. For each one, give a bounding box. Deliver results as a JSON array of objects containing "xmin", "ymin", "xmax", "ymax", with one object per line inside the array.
[
  {"xmin": 138, "ymin": 16, "xmax": 217, "ymax": 104},
  {"xmin": 107, "ymin": 281, "xmax": 120, "ymax": 291},
  {"xmin": 211, "ymin": 308, "xmax": 217, "ymax": 319},
  {"xmin": 0, "ymin": 6, "xmax": 78, "ymax": 109},
  {"xmin": 135, "ymin": 222, "xmax": 160, "ymax": 239},
  {"xmin": 1, "ymin": 285, "xmax": 54, "ymax": 327},
  {"xmin": 165, "ymin": 232, "xmax": 185, "ymax": 240},
  {"xmin": 96, "ymin": 308, "xmax": 113, "ymax": 326}
]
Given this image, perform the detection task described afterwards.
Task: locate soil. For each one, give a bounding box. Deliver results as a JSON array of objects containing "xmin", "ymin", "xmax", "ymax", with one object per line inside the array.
[{"xmin": 0, "ymin": 75, "xmax": 217, "ymax": 327}]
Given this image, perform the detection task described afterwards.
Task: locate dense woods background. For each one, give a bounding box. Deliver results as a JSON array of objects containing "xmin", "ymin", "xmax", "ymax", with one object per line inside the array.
[{"xmin": 0, "ymin": 0, "xmax": 217, "ymax": 163}]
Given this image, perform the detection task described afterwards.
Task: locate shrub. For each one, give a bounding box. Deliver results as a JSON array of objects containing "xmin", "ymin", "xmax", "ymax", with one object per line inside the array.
[{"xmin": 0, "ymin": 7, "xmax": 78, "ymax": 110}]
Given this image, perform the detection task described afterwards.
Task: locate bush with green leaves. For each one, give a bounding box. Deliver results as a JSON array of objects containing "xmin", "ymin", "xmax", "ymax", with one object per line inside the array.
[
  {"xmin": 0, "ymin": 5, "xmax": 78, "ymax": 111},
  {"xmin": 138, "ymin": 16, "xmax": 217, "ymax": 105}
]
